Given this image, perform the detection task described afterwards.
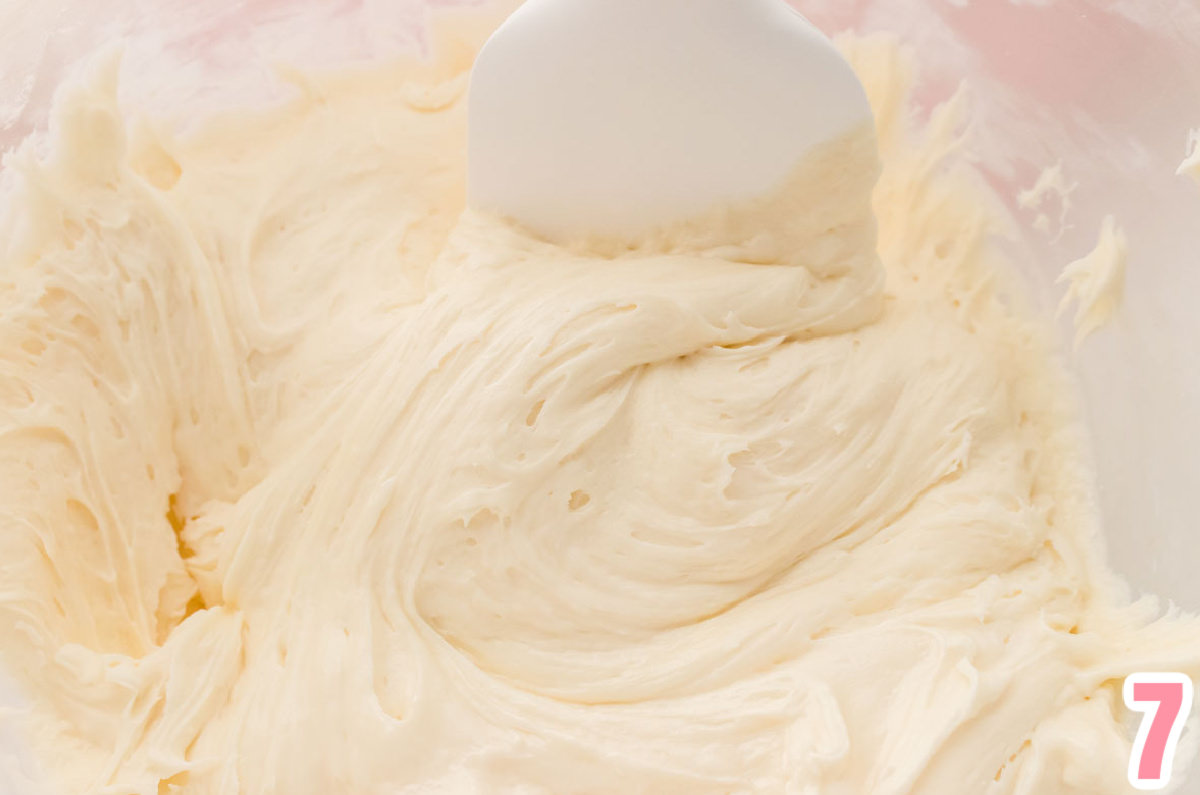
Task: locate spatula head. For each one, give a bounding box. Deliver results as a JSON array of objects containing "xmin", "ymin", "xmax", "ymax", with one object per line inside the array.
[{"xmin": 468, "ymin": 0, "xmax": 875, "ymax": 242}]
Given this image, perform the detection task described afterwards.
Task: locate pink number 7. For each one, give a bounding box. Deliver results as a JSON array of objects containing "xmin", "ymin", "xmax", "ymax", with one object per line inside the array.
[{"xmin": 1124, "ymin": 673, "xmax": 1194, "ymax": 791}]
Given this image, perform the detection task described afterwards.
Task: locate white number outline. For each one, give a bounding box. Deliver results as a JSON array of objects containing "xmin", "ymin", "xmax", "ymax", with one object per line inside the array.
[{"xmin": 1124, "ymin": 673, "xmax": 1194, "ymax": 791}]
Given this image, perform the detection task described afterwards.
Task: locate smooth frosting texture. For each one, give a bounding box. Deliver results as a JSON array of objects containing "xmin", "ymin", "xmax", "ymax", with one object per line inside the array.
[
  {"xmin": 1181, "ymin": 130, "xmax": 1200, "ymax": 184},
  {"xmin": 2, "ymin": 15, "xmax": 1199, "ymax": 795},
  {"xmin": 1056, "ymin": 215, "xmax": 1127, "ymax": 347}
]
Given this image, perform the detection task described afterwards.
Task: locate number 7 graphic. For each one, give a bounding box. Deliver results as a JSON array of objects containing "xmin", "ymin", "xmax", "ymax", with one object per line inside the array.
[{"xmin": 1124, "ymin": 673, "xmax": 1194, "ymax": 791}]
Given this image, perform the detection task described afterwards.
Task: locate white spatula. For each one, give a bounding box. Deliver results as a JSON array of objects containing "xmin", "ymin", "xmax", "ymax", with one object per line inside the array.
[{"xmin": 467, "ymin": 0, "xmax": 873, "ymax": 242}]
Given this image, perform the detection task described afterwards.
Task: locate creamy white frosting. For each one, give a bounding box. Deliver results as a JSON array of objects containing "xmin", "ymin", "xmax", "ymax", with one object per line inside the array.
[
  {"xmin": 1, "ymin": 18, "xmax": 1199, "ymax": 795},
  {"xmin": 1181, "ymin": 130, "xmax": 1200, "ymax": 184},
  {"xmin": 1057, "ymin": 215, "xmax": 1127, "ymax": 347}
]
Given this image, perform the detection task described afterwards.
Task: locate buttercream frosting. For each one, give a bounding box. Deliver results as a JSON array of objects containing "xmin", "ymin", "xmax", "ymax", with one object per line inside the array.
[{"xmin": 0, "ymin": 17, "xmax": 1197, "ymax": 795}]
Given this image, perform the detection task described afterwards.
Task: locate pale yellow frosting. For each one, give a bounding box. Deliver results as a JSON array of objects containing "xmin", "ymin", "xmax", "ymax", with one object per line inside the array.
[
  {"xmin": 1057, "ymin": 215, "xmax": 1127, "ymax": 348},
  {"xmin": 1181, "ymin": 130, "xmax": 1200, "ymax": 184},
  {"xmin": 1, "ymin": 18, "xmax": 1198, "ymax": 795}
]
